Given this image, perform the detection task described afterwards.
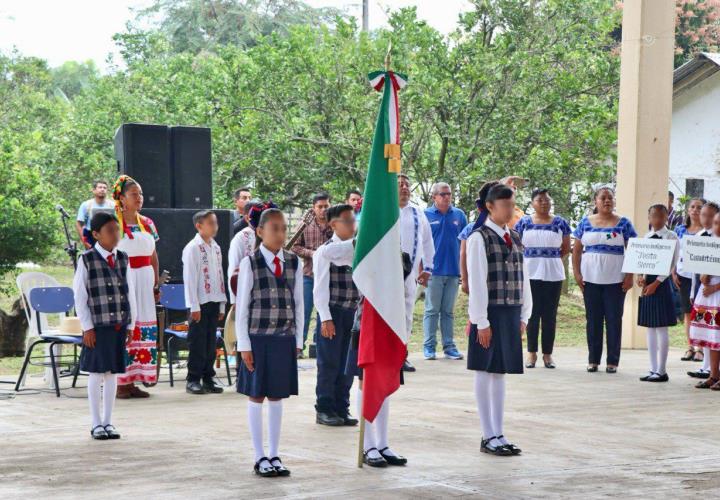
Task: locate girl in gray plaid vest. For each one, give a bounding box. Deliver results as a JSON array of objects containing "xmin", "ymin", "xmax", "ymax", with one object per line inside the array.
[
  {"xmin": 466, "ymin": 184, "xmax": 532, "ymax": 457},
  {"xmin": 73, "ymin": 212, "xmax": 137, "ymax": 440},
  {"xmin": 235, "ymin": 209, "xmax": 304, "ymax": 478}
]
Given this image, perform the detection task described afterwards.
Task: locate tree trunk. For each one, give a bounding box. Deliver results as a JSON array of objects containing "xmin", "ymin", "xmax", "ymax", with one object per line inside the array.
[{"xmin": 0, "ymin": 298, "xmax": 28, "ymax": 357}]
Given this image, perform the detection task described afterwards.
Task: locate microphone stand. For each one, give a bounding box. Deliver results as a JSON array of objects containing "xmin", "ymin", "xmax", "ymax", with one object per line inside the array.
[{"xmin": 58, "ymin": 207, "xmax": 78, "ymax": 271}]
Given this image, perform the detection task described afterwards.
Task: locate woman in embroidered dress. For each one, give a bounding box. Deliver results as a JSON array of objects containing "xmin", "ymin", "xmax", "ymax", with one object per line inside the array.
[{"xmin": 112, "ymin": 176, "xmax": 160, "ymax": 399}]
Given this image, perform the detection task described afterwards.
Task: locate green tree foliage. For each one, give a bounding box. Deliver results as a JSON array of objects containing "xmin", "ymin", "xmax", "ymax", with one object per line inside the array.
[{"xmin": 0, "ymin": 53, "xmax": 61, "ymax": 283}]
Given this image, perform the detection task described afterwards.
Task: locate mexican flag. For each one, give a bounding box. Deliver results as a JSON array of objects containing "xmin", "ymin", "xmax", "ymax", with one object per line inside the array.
[{"xmin": 353, "ymin": 69, "xmax": 408, "ymax": 423}]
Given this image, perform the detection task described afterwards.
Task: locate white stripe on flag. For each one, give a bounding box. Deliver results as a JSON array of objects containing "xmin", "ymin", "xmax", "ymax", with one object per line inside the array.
[{"xmin": 353, "ymin": 219, "xmax": 407, "ymax": 343}]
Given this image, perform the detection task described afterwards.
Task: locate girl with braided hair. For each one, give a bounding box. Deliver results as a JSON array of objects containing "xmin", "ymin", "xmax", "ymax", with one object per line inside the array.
[{"xmin": 112, "ymin": 175, "xmax": 161, "ymax": 398}]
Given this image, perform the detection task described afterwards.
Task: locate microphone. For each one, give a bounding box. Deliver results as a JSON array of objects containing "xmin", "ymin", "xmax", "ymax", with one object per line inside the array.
[{"xmin": 56, "ymin": 205, "xmax": 70, "ymax": 218}]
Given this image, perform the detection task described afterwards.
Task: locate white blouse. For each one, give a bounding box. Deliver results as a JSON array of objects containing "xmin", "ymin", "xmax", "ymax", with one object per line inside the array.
[
  {"xmin": 515, "ymin": 216, "xmax": 571, "ymax": 282},
  {"xmin": 573, "ymin": 216, "xmax": 637, "ymax": 285}
]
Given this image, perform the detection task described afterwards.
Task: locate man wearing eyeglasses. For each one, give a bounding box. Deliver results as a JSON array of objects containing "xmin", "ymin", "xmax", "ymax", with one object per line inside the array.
[{"xmin": 423, "ymin": 182, "xmax": 467, "ymax": 361}]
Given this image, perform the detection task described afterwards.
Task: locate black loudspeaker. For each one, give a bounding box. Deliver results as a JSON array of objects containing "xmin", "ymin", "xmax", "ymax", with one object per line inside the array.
[
  {"xmin": 114, "ymin": 124, "xmax": 173, "ymax": 208},
  {"xmin": 171, "ymin": 126, "xmax": 212, "ymax": 209},
  {"xmin": 141, "ymin": 208, "xmax": 234, "ymax": 288}
]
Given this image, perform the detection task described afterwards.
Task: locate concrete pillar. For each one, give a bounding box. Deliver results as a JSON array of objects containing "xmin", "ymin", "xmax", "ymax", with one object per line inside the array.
[{"xmin": 615, "ymin": 0, "xmax": 676, "ymax": 349}]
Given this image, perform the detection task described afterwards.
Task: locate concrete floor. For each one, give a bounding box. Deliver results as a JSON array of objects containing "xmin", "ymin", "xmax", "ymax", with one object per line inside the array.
[{"xmin": 1, "ymin": 347, "xmax": 720, "ymax": 499}]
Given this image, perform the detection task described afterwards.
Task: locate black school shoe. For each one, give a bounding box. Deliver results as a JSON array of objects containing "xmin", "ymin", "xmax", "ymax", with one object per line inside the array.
[
  {"xmin": 254, "ymin": 457, "xmax": 278, "ymax": 477},
  {"xmin": 90, "ymin": 425, "xmax": 109, "ymax": 440},
  {"xmin": 202, "ymin": 381, "xmax": 224, "ymax": 394},
  {"xmin": 647, "ymin": 373, "xmax": 669, "ymax": 383},
  {"xmin": 316, "ymin": 411, "xmax": 344, "ymax": 426},
  {"xmin": 269, "ymin": 457, "xmax": 290, "ymax": 476},
  {"xmin": 379, "ymin": 447, "xmax": 407, "ymax": 466},
  {"xmin": 480, "ymin": 436, "xmax": 512, "ymax": 456},
  {"xmin": 339, "ymin": 413, "xmax": 359, "ymax": 426},
  {"xmin": 363, "ymin": 448, "xmax": 388, "ymax": 468},
  {"xmin": 103, "ymin": 425, "xmax": 121, "ymax": 439},
  {"xmin": 496, "ymin": 435, "xmax": 521, "ymax": 455},
  {"xmin": 688, "ymin": 369, "xmax": 710, "ymax": 379},
  {"xmin": 186, "ymin": 381, "xmax": 206, "ymax": 394}
]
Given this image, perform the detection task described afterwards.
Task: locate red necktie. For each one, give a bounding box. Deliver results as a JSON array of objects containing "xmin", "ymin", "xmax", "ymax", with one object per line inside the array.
[
  {"xmin": 273, "ymin": 256, "xmax": 282, "ymax": 278},
  {"xmin": 107, "ymin": 254, "xmax": 115, "ymax": 269},
  {"xmin": 503, "ymin": 233, "xmax": 513, "ymax": 249}
]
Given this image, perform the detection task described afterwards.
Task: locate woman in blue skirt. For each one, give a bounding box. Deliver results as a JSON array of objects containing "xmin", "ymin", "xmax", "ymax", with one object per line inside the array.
[
  {"xmin": 466, "ymin": 184, "xmax": 532, "ymax": 456},
  {"xmin": 637, "ymin": 204, "xmax": 679, "ymax": 383},
  {"xmin": 235, "ymin": 209, "xmax": 304, "ymax": 478}
]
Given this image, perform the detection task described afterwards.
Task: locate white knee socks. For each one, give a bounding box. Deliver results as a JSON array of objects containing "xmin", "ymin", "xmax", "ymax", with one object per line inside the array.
[
  {"xmin": 267, "ymin": 400, "xmax": 282, "ymax": 459},
  {"xmin": 87, "ymin": 373, "xmax": 103, "ymax": 428},
  {"xmin": 248, "ymin": 401, "xmax": 264, "ymax": 461},
  {"xmin": 646, "ymin": 327, "xmax": 669, "ymax": 375},
  {"xmin": 474, "ymin": 371, "xmax": 506, "ymax": 447},
  {"xmin": 248, "ymin": 400, "xmax": 283, "ymax": 462},
  {"xmin": 702, "ymin": 347, "xmax": 711, "ymax": 372}
]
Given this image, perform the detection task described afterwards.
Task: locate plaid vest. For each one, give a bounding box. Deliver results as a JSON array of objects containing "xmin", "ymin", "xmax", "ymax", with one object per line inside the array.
[
  {"xmin": 325, "ymin": 240, "xmax": 360, "ymax": 311},
  {"xmin": 248, "ymin": 251, "xmax": 299, "ymax": 335},
  {"xmin": 474, "ymin": 226, "xmax": 524, "ymax": 305},
  {"xmin": 81, "ymin": 248, "xmax": 131, "ymax": 327}
]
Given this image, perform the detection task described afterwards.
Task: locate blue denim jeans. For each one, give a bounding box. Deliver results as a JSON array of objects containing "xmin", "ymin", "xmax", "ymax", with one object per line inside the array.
[
  {"xmin": 303, "ymin": 276, "xmax": 319, "ymax": 347},
  {"xmin": 423, "ymin": 275, "xmax": 459, "ymax": 352}
]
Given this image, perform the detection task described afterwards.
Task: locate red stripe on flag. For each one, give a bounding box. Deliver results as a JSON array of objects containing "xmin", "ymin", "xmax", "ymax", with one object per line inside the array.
[{"xmin": 358, "ymin": 299, "xmax": 407, "ymax": 422}]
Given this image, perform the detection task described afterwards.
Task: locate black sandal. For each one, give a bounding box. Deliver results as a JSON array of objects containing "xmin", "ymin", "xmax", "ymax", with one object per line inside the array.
[
  {"xmin": 379, "ymin": 447, "xmax": 407, "ymax": 466},
  {"xmin": 681, "ymin": 349, "xmax": 695, "ymax": 361},
  {"xmin": 90, "ymin": 425, "xmax": 109, "ymax": 440},
  {"xmin": 695, "ymin": 378, "xmax": 719, "ymax": 389},
  {"xmin": 480, "ymin": 436, "xmax": 512, "ymax": 456},
  {"xmin": 496, "ymin": 435, "xmax": 521, "ymax": 455},
  {"xmin": 269, "ymin": 456, "xmax": 290, "ymax": 476},
  {"xmin": 254, "ymin": 457, "xmax": 277, "ymax": 477}
]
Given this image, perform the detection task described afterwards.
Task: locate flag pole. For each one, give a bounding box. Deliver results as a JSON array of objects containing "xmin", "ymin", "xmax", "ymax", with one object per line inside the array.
[
  {"xmin": 357, "ymin": 379, "xmax": 365, "ymax": 468},
  {"xmin": 357, "ymin": 41, "xmax": 393, "ymax": 469}
]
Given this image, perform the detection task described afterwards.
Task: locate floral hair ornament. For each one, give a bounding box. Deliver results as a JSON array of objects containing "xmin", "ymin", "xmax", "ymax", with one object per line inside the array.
[
  {"xmin": 112, "ymin": 175, "xmax": 154, "ymax": 239},
  {"xmin": 248, "ymin": 201, "xmax": 279, "ymax": 229}
]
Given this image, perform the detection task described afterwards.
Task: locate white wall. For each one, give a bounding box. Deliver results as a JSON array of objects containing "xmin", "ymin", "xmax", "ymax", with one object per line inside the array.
[{"xmin": 669, "ymin": 69, "xmax": 720, "ymax": 203}]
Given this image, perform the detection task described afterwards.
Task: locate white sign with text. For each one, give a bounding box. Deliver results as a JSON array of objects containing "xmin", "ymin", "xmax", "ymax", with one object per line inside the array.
[
  {"xmin": 621, "ymin": 238, "xmax": 677, "ymax": 275},
  {"xmin": 681, "ymin": 235, "xmax": 720, "ymax": 275}
]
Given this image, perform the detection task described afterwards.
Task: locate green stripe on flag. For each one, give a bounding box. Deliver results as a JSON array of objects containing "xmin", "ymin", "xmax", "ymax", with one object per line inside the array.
[{"xmin": 353, "ymin": 75, "xmax": 399, "ymax": 267}]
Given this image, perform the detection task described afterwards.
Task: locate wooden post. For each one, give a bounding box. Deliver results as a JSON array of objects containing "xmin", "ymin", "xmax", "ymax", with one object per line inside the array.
[
  {"xmin": 357, "ymin": 379, "xmax": 365, "ymax": 468},
  {"xmin": 615, "ymin": 0, "xmax": 676, "ymax": 348}
]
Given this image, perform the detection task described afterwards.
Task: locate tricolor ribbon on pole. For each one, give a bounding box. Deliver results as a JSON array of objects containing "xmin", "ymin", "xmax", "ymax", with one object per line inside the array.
[{"xmin": 367, "ymin": 70, "xmax": 407, "ymax": 173}]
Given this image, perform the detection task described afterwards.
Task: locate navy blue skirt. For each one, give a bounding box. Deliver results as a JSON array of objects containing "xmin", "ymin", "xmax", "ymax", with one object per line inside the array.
[
  {"xmin": 237, "ymin": 334, "xmax": 298, "ymax": 399},
  {"xmin": 79, "ymin": 325, "xmax": 127, "ymax": 374},
  {"xmin": 638, "ymin": 277, "xmax": 678, "ymax": 328},
  {"xmin": 467, "ymin": 305, "xmax": 523, "ymax": 374}
]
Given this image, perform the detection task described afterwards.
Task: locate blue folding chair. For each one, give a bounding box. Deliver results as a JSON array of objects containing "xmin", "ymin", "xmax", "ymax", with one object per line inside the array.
[
  {"xmin": 159, "ymin": 284, "xmax": 232, "ymax": 387},
  {"xmin": 15, "ymin": 287, "xmax": 83, "ymax": 397}
]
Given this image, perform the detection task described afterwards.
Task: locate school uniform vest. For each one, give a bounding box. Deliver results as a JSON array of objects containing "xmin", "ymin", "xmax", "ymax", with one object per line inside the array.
[
  {"xmin": 325, "ymin": 240, "xmax": 361, "ymax": 311},
  {"xmin": 248, "ymin": 251, "xmax": 299, "ymax": 335},
  {"xmin": 475, "ymin": 226, "xmax": 524, "ymax": 306},
  {"xmin": 81, "ymin": 248, "xmax": 131, "ymax": 327}
]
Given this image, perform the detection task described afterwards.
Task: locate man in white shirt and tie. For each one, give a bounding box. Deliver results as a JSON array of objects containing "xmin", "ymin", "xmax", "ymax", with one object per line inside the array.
[{"xmin": 398, "ymin": 174, "xmax": 434, "ymax": 371}]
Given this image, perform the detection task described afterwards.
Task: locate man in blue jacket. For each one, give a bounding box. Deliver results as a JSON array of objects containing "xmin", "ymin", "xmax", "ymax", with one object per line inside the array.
[{"xmin": 423, "ymin": 182, "xmax": 467, "ymax": 360}]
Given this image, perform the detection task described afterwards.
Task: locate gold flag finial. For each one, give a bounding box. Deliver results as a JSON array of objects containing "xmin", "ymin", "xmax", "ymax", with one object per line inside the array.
[{"xmin": 384, "ymin": 41, "xmax": 392, "ymax": 72}]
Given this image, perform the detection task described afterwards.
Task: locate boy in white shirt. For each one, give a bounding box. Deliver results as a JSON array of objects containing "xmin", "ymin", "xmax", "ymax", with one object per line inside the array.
[{"xmin": 182, "ymin": 210, "xmax": 227, "ymax": 395}]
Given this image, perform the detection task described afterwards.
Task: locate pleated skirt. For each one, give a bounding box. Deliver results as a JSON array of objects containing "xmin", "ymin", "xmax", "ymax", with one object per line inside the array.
[
  {"xmin": 638, "ymin": 278, "xmax": 678, "ymax": 328},
  {"xmin": 79, "ymin": 325, "xmax": 127, "ymax": 374},
  {"xmin": 467, "ymin": 305, "xmax": 523, "ymax": 374},
  {"xmin": 237, "ymin": 334, "xmax": 298, "ymax": 399}
]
